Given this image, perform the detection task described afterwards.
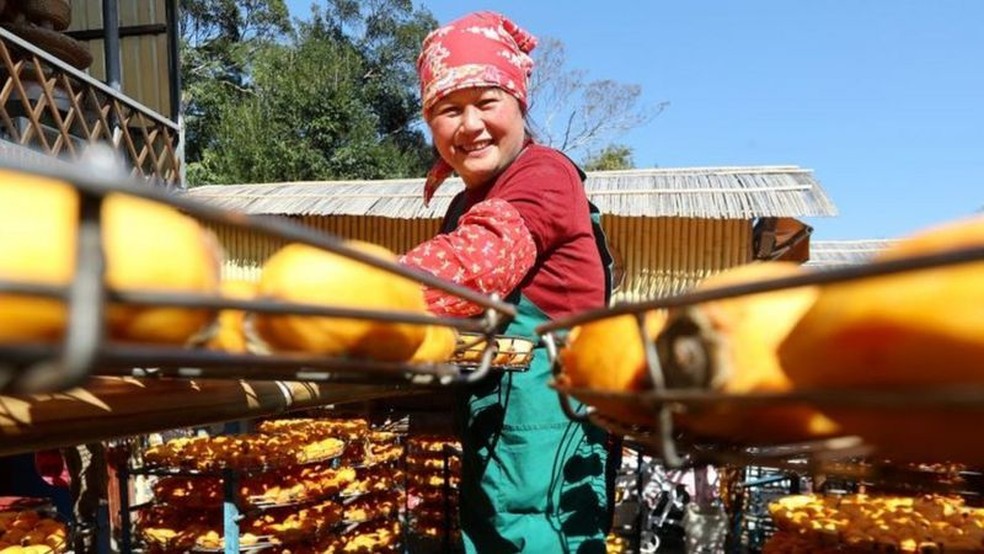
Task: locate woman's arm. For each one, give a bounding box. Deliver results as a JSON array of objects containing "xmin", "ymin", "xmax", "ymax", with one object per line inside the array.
[{"xmin": 400, "ymin": 198, "xmax": 536, "ymax": 316}]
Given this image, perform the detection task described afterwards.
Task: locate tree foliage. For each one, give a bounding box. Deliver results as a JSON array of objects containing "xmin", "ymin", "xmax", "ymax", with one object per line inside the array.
[
  {"xmin": 528, "ymin": 38, "xmax": 666, "ymax": 167},
  {"xmin": 582, "ymin": 144, "xmax": 635, "ymax": 171},
  {"xmin": 181, "ymin": 0, "xmax": 435, "ymax": 185},
  {"xmin": 179, "ymin": 0, "xmax": 291, "ymax": 166}
]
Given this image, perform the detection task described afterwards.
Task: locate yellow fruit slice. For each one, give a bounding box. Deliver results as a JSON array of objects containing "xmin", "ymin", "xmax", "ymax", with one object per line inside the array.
[
  {"xmin": 781, "ymin": 215, "xmax": 984, "ymax": 389},
  {"xmin": 0, "ymin": 170, "xmax": 222, "ymax": 345},
  {"xmin": 661, "ymin": 261, "xmax": 839, "ymax": 443},
  {"xmin": 410, "ymin": 325, "xmax": 458, "ymax": 363},
  {"xmin": 560, "ymin": 311, "xmax": 667, "ymax": 391},
  {"xmin": 779, "ymin": 215, "xmax": 984, "ymax": 463},
  {"xmin": 0, "ymin": 171, "xmax": 76, "ymax": 343},
  {"xmin": 203, "ymin": 280, "xmax": 257, "ymax": 353},
  {"xmin": 102, "ymin": 194, "xmax": 223, "ymax": 344},
  {"xmin": 557, "ymin": 310, "xmax": 667, "ymax": 424},
  {"xmin": 252, "ymin": 241, "xmax": 427, "ymax": 361}
]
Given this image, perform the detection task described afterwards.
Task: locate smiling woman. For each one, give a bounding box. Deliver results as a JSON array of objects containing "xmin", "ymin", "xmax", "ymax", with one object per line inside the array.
[
  {"xmin": 426, "ymin": 88, "xmax": 527, "ymax": 190},
  {"xmin": 398, "ymin": 11, "xmax": 619, "ymax": 554}
]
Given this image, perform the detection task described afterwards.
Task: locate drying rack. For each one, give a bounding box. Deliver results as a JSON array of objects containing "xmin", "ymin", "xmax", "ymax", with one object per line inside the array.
[
  {"xmin": 536, "ymin": 241, "xmax": 984, "ymax": 470},
  {"xmin": 0, "ymin": 151, "xmax": 520, "ymax": 394}
]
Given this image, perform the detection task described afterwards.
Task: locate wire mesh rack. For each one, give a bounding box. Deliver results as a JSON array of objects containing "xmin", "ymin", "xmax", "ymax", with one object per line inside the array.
[
  {"xmin": 536, "ymin": 238, "xmax": 984, "ymax": 470},
  {"xmin": 0, "ymin": 150, "xmax": 520, "ymax": 394}
]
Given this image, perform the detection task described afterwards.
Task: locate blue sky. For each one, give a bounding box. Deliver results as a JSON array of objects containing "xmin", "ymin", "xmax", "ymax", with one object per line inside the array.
[{"xmin": 287, "ymin": 1, "xmax": 983, "ymax": 241}]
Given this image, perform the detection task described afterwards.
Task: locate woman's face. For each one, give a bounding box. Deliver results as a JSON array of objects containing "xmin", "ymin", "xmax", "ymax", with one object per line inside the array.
[{"xmin": 426, "ymin": 87, "xmax": 526, "ymax": 189}]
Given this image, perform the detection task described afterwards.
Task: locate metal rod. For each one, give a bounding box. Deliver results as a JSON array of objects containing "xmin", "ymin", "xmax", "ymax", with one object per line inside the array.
[
  {"xmin": 442, "ymin": 445, "xmax": 452, "ymax": 552},
  {"xmin": 0, "ymin": 156, "xmax": 516, "ymax": 318},
  {"xmin": 543, "ymin": 332, "xmax": 592, "ymax": 422},
  {"xmin": 116, "ymin": 291, "xmax": 492, "ymax": 330},
  {"xmin": 555, "ymin": 384, "xmax": 984, "ymax": 409},
  {"xmin": 596, "ymin": 426, "xmax": 870, "ymax": 471},
  {"xmin": 164, "ymin": 0, "xmax": 181, "ymax": 123},
  {"xmin": 15, "ymin": 195, "xmax": 107, "ymax": 393},
  {"xmin": 542, "ymin": 332, "xmax": 559, "ymax": 375},
  {"xmin": 0, "ymin": 335, "xmax": 525, "ymax": 390},
  {"xmin": 556, "ymin": 389, "xmax": 591, "ymax": 424},
  {"xmin": 461, "ymin": 333, "xmax": 498, "ymax": 384},
  {"xmin": 633, "ymin": 450, "xmax": 644, "ymax": 554},
  {"xmin": 92, "ymin": 348, "xmax": 459, "ymax": 384},
  {"xmin": 96, "ymin": 344, "xmax": 447, "ymax": 372},
  {"xmin": 637, "ymin": 312, "xmax": 684, "ymax": 468},
  {"xmin": 537, "ymin": 243, "xmax": 984, "ymax": 334},
  {"xmin": 223, "ymin": 467, "xmax": 240, "ymax": 554},
  {"xmin": 0, "ymin": 282, "xmax": 493, "ymax": 332},
  {"xmin": 116, "ymin": 366, "xmax": 435, "ymax": 387},
  {"xmin": 101, "ymin": 0, "xmax": 122, "ymax": 91},
  {"xmin": 118, "ymin": 465, "xmax": 132, "ymax": 554},
  {"xmin": 61, "ymin": 194, "xmax": 107, "ymax": 387},
  {"xmin": 65, "ymin": 23, "xmax": 168, "ymax": 41},
  {"xmin": 96, "ymin": 498, "xmax": 112, "ymax": 554}
]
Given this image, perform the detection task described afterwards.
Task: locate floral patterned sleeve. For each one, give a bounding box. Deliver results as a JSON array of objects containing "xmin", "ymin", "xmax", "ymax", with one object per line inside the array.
[{"xmin": 399, "ymin": 198, "xmax": 537, "ymax": 317}]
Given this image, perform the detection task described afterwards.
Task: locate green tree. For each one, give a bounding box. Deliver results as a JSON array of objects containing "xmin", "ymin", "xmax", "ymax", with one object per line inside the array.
[
  {"xmin": 180, "ymin": 0, "xmax": 291, "ymax": 167},
  {"xmin": 582, "ymin": 144, "xmax": 636, "ymax": 171},
  {"xmin": 314, "ymin": 0, "xmax": 436, "ymax": 173},
  {"xmin": 183, "ymin": 0, "xmax": 436, "ymax": 185}
]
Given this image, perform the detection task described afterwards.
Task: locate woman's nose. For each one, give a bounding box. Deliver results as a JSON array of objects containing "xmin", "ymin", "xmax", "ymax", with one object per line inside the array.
[{"xmin": 460, "ymin": 106, "xmax": 483, "ymax": 132}]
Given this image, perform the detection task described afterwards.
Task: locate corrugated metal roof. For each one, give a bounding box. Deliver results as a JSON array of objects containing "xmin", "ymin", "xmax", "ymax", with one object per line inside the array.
[
  {"xmin": 805, "ymin": 239, "xmax": 897, "ymax": 268},
  {"xmin": 185, "ymin": 165, "xmax": 838, "ymax": 220}
]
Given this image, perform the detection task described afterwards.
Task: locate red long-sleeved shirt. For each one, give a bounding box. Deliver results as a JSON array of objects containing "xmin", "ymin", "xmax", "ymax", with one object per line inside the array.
[
  {"xmin": 402, "ymin": 145, "xmax": 605, "ymax": 319},
  {"xmin": 400, "ymin": 198, "xmax": 536, "ymax": 317}
]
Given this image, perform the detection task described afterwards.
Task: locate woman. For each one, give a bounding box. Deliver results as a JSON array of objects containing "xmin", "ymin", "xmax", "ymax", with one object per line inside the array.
[{"xmin": 401, "ymin": 11, "xmax": 616, "ymax": 553}]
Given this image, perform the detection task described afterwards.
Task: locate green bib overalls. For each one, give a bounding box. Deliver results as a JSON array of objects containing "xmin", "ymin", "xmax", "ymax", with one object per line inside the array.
[{"xmin": 444, "ymin": 191, "xmax": 617, "ymax": 554}]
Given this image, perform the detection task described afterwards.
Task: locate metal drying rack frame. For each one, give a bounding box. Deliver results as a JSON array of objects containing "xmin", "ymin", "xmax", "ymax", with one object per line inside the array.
[
  {"xmin": 0, "ymin": 151, "xmax": 517, "ymax": 393},
  {"xmin": 536, "ymin": 240, "xmax": 984, "ymax": 468}
]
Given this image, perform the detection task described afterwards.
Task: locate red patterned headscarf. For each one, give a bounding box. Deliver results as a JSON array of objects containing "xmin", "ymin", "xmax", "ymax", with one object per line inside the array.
[{"xmin": 417, "ymin": 11, "xmax": 537, "ymax": 205}]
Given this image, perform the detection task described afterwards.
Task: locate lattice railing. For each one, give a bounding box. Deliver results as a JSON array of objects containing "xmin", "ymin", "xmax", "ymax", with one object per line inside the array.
[{"xmin": 0, "ymin": 27, "xmax": 181, "ymax": 186}]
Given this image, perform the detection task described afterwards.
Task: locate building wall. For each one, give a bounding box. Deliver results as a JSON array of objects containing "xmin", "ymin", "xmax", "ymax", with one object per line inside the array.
[
  {"xmin": 208, "ymin": 215, "xmax": 752, "ymax": 304},
  {"xmin": 301, "ymin": 215, "xmax": 442, "ymax": 257},
  {"xmin": 70, "ymin": 0, "xmax": 172, "ymax": 119},
  {"xmin": 604, "ymin": 216, "xmax": 753, "ymax": 303},
  {"xmin": 207, "ymin": 216, "xmax": 441, "ymax": 282}
]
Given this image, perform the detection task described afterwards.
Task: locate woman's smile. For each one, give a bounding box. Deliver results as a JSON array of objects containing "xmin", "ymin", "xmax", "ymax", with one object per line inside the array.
[
  {"xmin": 427, "ymin": 87, "xmax": 526, "ymax": 189},
  {"xmin": 459, "ymin": 140, "xmax": 493, "ymax": 154}
]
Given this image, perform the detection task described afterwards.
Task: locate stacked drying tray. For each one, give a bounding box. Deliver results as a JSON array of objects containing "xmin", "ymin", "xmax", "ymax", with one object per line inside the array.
[
  {"xmin": 133, "ymin": 416, "xmax": 413, "ymax": 553},
  {"xmin": 405, "ymin": 434, "xmax": 462, "ymax": 551},
  {"xmin": 538, "ymin": 214, "xmax": 984, "ymax": 550},
  {"xmin": 0, "ymin": 497, "xmax": 70, "ymax": 554},
  {"xmin": 133, "ymin": 419, "xmax": 350, "ymax": 553},
  {"xmin": 257, "ymin": 418, "xmax": 406, "ymax": 554},
  {"xmin": 542, "ymin": 214, "xmax": 984, "ymax": 468}
]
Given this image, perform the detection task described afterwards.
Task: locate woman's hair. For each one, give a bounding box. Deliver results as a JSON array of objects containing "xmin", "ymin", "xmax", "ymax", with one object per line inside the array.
[{"xmin": 524, "ymin": 122, "xmax": 537, "ymax": 143}]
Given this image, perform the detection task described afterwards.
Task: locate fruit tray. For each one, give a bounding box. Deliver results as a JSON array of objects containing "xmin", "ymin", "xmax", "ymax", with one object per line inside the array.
[
  {"xmin": 0, "ymin": 156, "xmax": 518, "ymax": 394},
  {"xmin": 453, "ymin": 333, "xmax": 535, "ymax": 371},
  {"xmin": 539, "ymin": 240, "xmax": 984, "ymax": 469}
]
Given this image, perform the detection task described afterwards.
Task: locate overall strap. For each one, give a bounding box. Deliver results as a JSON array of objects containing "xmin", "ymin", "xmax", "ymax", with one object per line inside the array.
[
  {"xmin": 588, "ymin": 200, "xmax": 615, "ymax": 305},
  {"xmin": 440, "ymin": 192, "xmax": 471, "ymax": 234},
  {"xmin": 562, "ymin": 153, "xmax": 616, "ymax": 305}
]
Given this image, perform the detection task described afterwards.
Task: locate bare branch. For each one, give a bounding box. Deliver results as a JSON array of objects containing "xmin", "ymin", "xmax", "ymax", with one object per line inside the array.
[{"xmin": 527, "ymin": 36, "xmax": 666, "ymax": 163}]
